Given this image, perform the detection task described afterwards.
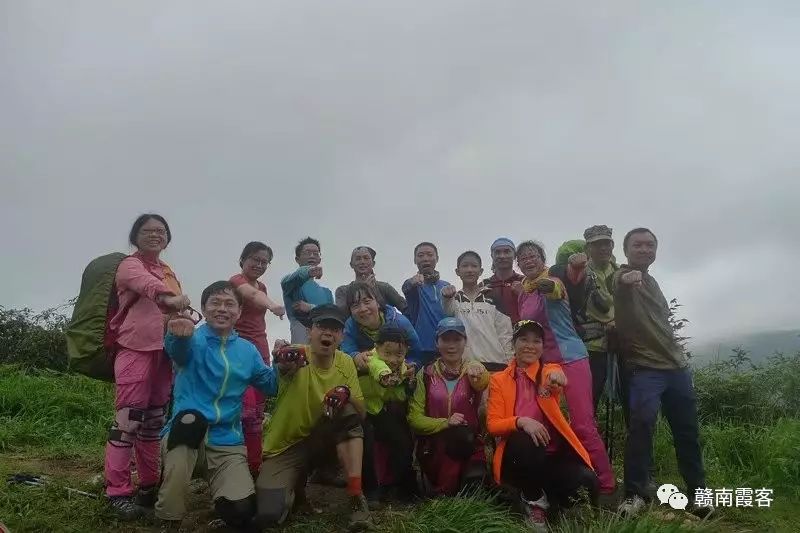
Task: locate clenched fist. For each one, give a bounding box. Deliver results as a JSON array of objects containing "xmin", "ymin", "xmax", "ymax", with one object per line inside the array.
[
  {"xmin": 620, "ymin": 270, "xmax": 643, "ymax": 286},
  {"xmin": 167, "ymin": 317, "xmax": 195, "ymax": 338},
  {"xmin": 441, "ymin": 285, "xmax": 457, "ymax": 299}
]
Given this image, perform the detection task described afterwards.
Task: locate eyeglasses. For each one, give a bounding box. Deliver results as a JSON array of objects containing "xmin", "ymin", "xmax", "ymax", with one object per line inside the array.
[
  {"xmin": 248, "ymin": 257, "xmax": 271, "ymax": 267},
  {"xmin": 139, "ymin": 228, "xmax": 167, "ymax": 236}
]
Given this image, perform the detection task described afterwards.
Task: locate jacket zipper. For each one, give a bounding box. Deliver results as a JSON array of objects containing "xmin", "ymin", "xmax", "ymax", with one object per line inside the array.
[{"xmin": 213, "ymin": 337, "xmax": 231, "ymax": 424}]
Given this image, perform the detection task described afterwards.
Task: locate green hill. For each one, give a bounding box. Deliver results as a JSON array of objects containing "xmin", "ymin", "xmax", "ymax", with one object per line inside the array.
[{"xmin": 691, "ymin": 329, "xmax": 800, "ymax": 365}]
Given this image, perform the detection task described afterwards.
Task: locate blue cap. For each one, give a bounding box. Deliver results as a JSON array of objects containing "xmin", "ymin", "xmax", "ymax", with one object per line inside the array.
[
  {"xmin": 436, "ymin": 317, "xmax": 467, "ymax": 338},
  {"xmin": 491, "ymin": 237, "xmax": 515, "ymax": 252}
]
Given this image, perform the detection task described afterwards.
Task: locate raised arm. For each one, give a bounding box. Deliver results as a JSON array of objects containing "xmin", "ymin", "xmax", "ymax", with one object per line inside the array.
[
  {"xmin": 281, "ymin": 266, "xmax": 312, "ymax": 294},
  {"xmin": 381, "ymin": 283, "xmax": 408, "ymax": 313},
  {"xmin": 250, "ymin": 348, "xmax": 278, "ymax": 397},
  {"xmin": 116, "ymin": 257, "xmax": 174, "ymax": 302}
]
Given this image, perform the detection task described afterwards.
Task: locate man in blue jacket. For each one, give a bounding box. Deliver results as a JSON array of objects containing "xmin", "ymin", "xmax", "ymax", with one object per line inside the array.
[
  {"xmin": 282, "ymin": 237, "xmax": 334, "ymax": 344},
  {"xmin": 155, "ymin": 281, "xmax": 279, "ymax": 529},
  {"xmin": 402, "ymin": 242, "xmax": 450, "ymax": 367}
]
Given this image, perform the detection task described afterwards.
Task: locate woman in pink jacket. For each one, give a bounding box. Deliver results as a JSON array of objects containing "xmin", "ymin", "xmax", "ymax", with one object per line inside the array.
[{"xmin": 105, "ymin": 214, "xmax": 190, "ymax": 519}]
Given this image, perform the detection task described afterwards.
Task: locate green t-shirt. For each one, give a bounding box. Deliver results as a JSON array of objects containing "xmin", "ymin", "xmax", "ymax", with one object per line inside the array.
[
  {"xmin": 359, "ymin": 350, "xmax": 408, "ymax": 416},
  {"xmin": 264, "ymin": 348, "xmax": 364, "ymax": 456}
]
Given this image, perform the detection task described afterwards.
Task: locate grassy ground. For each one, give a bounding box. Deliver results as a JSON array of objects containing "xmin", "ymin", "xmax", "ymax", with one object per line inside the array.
[{"xmin": 1, "ymin": 365, "xmax": 798, "ymax": 532}]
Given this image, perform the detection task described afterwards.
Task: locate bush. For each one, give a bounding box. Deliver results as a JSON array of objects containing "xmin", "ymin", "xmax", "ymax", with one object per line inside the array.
[{"xmin": 0, "ymin": 304, "xmax": 72, "ymax": 371}]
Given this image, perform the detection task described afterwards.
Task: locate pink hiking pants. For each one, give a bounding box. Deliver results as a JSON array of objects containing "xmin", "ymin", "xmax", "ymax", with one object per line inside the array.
[
  {"xmin": 562, "ymin": 357, "xmax": 615, "ymax": 493},
  {"xmin": 104, "ymin": 348, "xmax": 172, "ymax": 497}
]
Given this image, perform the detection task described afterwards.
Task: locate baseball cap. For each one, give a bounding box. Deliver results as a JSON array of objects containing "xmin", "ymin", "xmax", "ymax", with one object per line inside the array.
[
  {"xmin": 436, "ymin": 316, "xmax": 467, "ymax": 338},
  {"xmin": 584, "ymin": 225, "xmax": 613, "ymax": 244},
  {"xmin": 512, "ymin": 320, "xmax": 545, "ymax": 341},
  {"xmin": 310, "ymin": 304, "xmax": 347, "ymax": 329}
]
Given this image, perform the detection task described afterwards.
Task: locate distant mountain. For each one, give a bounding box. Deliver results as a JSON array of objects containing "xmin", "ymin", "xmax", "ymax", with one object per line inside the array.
[{"xmin": 690, "ymin": 329, "xmax": 800, "ymax": 366}]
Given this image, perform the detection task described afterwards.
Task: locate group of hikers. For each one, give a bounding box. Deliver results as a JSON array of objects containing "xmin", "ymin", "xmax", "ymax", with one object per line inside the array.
[{"xmin": 90, "ymin": 213, "xmax": 713, "ymax": 531}]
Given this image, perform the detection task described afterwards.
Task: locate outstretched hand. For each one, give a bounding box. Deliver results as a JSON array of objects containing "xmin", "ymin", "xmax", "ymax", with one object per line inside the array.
[{"xmin": 167, "ymin": 317, "xmax": 195, "ymax": 338}]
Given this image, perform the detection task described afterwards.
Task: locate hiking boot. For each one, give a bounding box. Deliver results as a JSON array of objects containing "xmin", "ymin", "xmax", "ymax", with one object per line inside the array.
[
  {"xmin": 348, "ymin": 494, "xmax": 374, "ymax": 531},
  {"xmin": 618, "ymin": 495, "xmax": 647, "ymax": 518},
  {"xmin": 520, "ymin": 492, "xmax": 548, "ymax": 532},
  {"xmin": 136, "ymin": 484, "xmax": 158, "ymax": 508},
  {"xmin": 158, "ymin": 519, "xmax": 182, "ymax": 531},
  {"xmin": 108, "ymin": 496, "xmax": 144, "ymax": 520}
]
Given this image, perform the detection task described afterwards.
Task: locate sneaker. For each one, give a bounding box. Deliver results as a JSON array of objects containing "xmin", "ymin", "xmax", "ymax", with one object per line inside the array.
[
  {"xmin": 520, "ymin": 493, "xmax": 548, "ymax": 532},
  {"xmin": 108, "ymin": 496, "xmax": 144, "ymax": 520},
  {"xmin": 618, "ymin": 495, "xmax": 647, "ymax": 518},
  {"xmin": 135, "ymin": 484, "xmax": 158, "ymax": 508},
  {"xmin": 348, "ymin": 494, "xmax": 374, "ymax": 531},
  {"xmin": 689, "ymin": 502, "xmax": 715, "ymax": 520}
]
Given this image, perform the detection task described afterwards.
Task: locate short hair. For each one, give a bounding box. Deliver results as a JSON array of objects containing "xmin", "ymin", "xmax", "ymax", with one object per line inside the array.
[
  {"xmin": 457, "ymin": 250, "xmax": 482, "ymax": 267},
  {"xmin": 414, "ymin": 242, "xmax": 438, "ymax": 256},
  {"xmin": 239, "ymin": 241, "xmax": 273, "ymax": 267},
  {"xmin": 295, "ymin": 237, "xmax": 321, "ymax": 258},
  {"xmin": 516, "ymin": 240, "xmax": 547, "ymax": 263},
  {"xmin": 623, "ymin": 228, "xmax": 658, "ymax": 252},
  {"xmin": 201, "ymin": 281, "xmax": 242, "ymax": 308},
  {"xmin": 351, "ymin": 246, "xmax": 377, "ymax": 262},
  {"xmin": 129, "ymin": 214, "xmax": 171, "ymax": 247},
  {"xmin": 345, "ymin": 281, "xmax": 382, "ymax": 310},
  {"xmin": 376, "ymin": 325, "xmax": 408, "ymax": 346}
]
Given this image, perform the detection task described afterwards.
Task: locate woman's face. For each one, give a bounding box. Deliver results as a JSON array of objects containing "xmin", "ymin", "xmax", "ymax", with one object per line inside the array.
[
  {"xmin": 135, "ymin": 218, "xmax": 168, "ymax": 254},
  {"xmin": 516, "ymin": 246, "xmax": 545, "ymax": 277},
  {"xmin": 514, "ymin": 331, "xmax": 544, "ymax": 366},
  {"xmin": 350, "ymin": 293, "xmax": 380, "ymax": 327},
  {"xmin": 437, "ymin": 332, "xmax": 466, "ymax": 365},
  {"xmin": 242, "ymin": 249, "xmax": 271, "ymax": 281}
]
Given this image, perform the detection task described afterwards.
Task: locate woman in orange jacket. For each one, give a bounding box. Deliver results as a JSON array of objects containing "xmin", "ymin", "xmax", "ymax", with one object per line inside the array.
[{"xmin": 487, "ymin": 320, "xmax": 598, "ymax": 532}]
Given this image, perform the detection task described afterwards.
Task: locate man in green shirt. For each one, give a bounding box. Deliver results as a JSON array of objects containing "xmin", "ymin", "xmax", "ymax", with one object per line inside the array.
[
  {"xmin": 255, "ymin": 304, "xmax": 372, "ymax": 531},
  {"xmin": 614, "ymin": 228, "xmax": 710, "ymax": 520}
]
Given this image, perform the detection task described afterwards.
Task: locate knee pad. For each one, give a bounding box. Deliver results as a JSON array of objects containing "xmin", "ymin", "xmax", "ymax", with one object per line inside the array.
[
  {"xmin": 214, "ymin": 494, "xmax": 256, "ymax": 528},
  {"xmin": 167, "ymin": 410, "xmax": 208, "ymax": 451},
  {"xmin": 255, "ymin": 487, "xmax": 292, "ymax": 527},
  {"xmin": 444, "ymin": 426, "xmax": 476, "ymax": 461},
  {"xmin": 107, "ymin": 406, "xmax": 146, "ymax": 447},
  {"xmin": 138, "ymin": 404, "xmax": 167, "ymax": 442}
]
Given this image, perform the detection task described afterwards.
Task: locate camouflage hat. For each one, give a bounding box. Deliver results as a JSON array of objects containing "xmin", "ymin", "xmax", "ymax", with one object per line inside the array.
[{"xmin": 583, "ymin": 225, "xmax": 613, "ymax": 244}]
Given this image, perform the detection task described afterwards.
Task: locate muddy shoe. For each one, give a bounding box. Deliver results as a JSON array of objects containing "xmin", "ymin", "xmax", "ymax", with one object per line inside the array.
[
  {"xmin": 348, "ymin": 494, "xmax": 374, "ymax": 531},
  {"xmin": 136, "ymin": 484, "xmax": 158, "ymax": 508},
  {"xmin": 108, "ymin": 496, "xmax": 144, "ymax": 520},
  {"xmin": 520, "ymin": 493, "xmax": 548, "ymax": 533}
]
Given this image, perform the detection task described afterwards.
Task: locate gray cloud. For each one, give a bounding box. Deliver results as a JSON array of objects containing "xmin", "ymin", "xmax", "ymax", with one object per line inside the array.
[{"xmin": 2, "ymin": 1, "xmax": 797, "ymax": 343}]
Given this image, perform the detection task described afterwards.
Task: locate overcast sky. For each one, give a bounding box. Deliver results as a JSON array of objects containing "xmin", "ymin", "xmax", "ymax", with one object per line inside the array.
[{"xmin": 2, "ymin": 1, "xmax": 798, "ymax": 344}]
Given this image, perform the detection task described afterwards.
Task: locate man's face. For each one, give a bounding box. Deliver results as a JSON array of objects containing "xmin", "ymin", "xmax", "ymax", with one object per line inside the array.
[
  {"xmin": 587, "ymin": 239, "xmax": 614, "ymax": 264},
  {"xmin": 415, "ymin": 245, "xmax": 438, "ymax": 274},
  {"xmin": 377, "ymin": 341, "xmax": 407, "ymax": 372},
  {"xmin": 625, "ymin": 232, "xmax": 657, "ymax": 267},
  {"xmin": 455, "ymin": 256, "xmax": 483, "ymax": 285},
  {"xmin": 516, "ymin": 246, "xmax": 545, "ymax": 277},
  {"xmin": 351, "ymin": 248, "xmax": 375, "ymax": 276},
  {"xmin": 514, "ymin": 330, "xmax": 544, "ymax": 366},
  {"xmin": 202, "ymin": 290, "xmax": 242, "ymax": 333},
  {"xmin": 297, "ymin": 243, "xmax": 321, "ymax": 266},
  {"xmin": 437, "ymin": 331, "xmax": 466, "ymax": 363},
  {"xmin": 309, "ymin": 320, "xmax": 343, "ymax": 356},
  {"xmin": 491, "ymin": 245, "xmax": 515, "ymax": 271}
]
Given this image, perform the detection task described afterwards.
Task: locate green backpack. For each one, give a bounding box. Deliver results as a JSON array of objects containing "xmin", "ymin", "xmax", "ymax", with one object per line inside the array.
[{"xmin": 65, "ymin": 253, "xmax": 130, "ymax": 381}]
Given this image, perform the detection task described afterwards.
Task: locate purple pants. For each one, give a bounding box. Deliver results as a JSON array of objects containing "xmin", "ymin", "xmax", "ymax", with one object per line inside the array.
[
  {"xmin": 104, "ymin": 348, "xmax": 172, "ymax": 497},
  {"xmin": 562, "ymin": 358, "xmax": 615, "ymax": 493}
]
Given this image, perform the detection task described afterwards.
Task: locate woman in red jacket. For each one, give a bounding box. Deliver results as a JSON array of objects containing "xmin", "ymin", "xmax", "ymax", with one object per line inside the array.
[
  {"xmin": 105, "ymin": 214, "xmax": 189, "ymax": 519},
  {"xmin": 229, "ymin": 241, "xmax": 285, "ymax": 477},
  {"xmin": 487, "ymin": 320, "xmax": 598, "ymax": 532}
]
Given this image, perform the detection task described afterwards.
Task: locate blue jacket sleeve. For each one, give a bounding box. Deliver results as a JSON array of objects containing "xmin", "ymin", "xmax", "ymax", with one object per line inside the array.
[
  {"xmin": 398, "ymin": 313, "xmax": 423, "ymax": 363},
  {"xmin": 281, "ymin": 266, "xmax": 311, "ymax": 295},
  {"xmin": 164, "ymin": 333, "xmax": 192, "ymax": 367},
  {"xmin": 251, "ymin": 347, "xmax": 278, "ymax": 396},
  {"xmin": 401, "ymin": 279, "xmax": 420, "ymax": 327},
  {"xmin": 340, "ymin": 318, "xmax": 360, "ymax": 356}
]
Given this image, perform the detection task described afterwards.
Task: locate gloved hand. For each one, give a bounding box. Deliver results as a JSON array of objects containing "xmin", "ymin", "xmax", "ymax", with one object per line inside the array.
[{"xmin": 323, "ymin": 385, "xmax": 351, "ymax": 417}]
